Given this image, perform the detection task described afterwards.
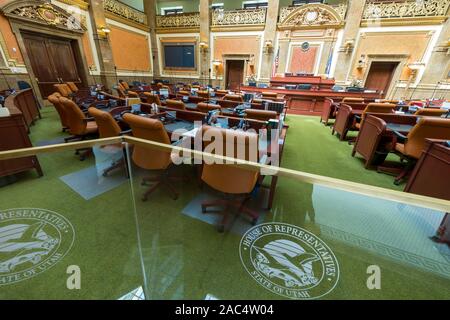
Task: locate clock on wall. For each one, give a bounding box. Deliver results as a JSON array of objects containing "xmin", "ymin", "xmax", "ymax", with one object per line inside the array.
[{"xmin": 301, "ymin": 42, "xmax": 310, "ymax": 52}]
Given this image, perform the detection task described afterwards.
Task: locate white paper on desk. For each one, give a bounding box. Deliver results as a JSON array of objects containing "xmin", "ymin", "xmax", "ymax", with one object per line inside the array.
[
  {"xmin": 182, "ymin": 127, "xmax": 200, "ymax": 138},
  {"xmin": 0, "ymin": 107, "xmax": 10, "ymax": 117}
]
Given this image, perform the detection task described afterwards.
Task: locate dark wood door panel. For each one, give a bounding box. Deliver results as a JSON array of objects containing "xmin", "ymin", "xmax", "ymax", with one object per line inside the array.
[
  {"xmin": 226, "ymin": 60, "xmax": 244, "ymax": 90},
  {"xmin": 46, "ymin": 38, "xmax": 80, "ymax": 83},
  {"xmin": 365, "ymin": 62, "xmax": 398, "ymax": 97}
]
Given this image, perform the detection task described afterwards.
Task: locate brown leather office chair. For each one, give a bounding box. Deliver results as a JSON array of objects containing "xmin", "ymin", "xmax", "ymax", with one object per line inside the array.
[
  {"xmin": 223, "ymin": 94, "xmax": 244, "ymax": 102},
  {"xmin": 166, "ymin": 99, "xmax": 186, "ymax": 111},
  {"xmin": 120, "ymin": 81, "xmax": 130, "ymax": 90},
  {"xmin": 66, "ymin": 82, "xmax": 79, "ymax": 93},
  {"xmin": 379, "ymin": 117, "xmax": 450, "ymax": 184},
  {"xmin": 355, "ymin": 103, "xmax": 396, "ymax": 129},
  {"xmin": 60, "ymin": 97, "xmax": 98, "ymax": 160},
  {"xmin": 342, "ymin": 97, "xmax": 364, "ymax": 103},
  {"xmin": 197, "ymin": 102, "xmax": 221, "ymax": 113},
  {"xmin": 127, "ymin": 90, "xmax": 139, "ymax": 98},
  {"xmin": 245, "ymin": 109, "xmax": 277, "ymax": 121},
  {"xmin": 88, "ymin": 107, "xmax": 129, "ymax": 176},
  {"xmin": 178, "ymin": 90, "xmax": 190, "ymax": 96},
  {"xmin": 215, "ymin": 89, "xmax": 228, "ymax": 97},
  {"xmin": 122, "ymin": 113, "xmax": 179, "ymax": 200},
  {"xmin": 262, "ymin": 92, "xmax": 277, "ymax": 100},
  {"xmin": 200, "ymin": 126, "xmax": 260, "ymax": 232},
  {"xmin": 48, "ymin": 93, "xmax": 70, "ymax": 132},
  {"xmin": 414, "ymin": 108, "xmax": 447, "ymax": 117},
  {"xmin": 54, "ymin": 84, "xmax": 73, "ymax": 98},
  {"xmin": 197, "ymin": 90, "xmax": 210, "ymax": 99},
  {"xmin": 116, "ymin": 85, "xmax": 127, "ymax": 98},
  {"xmin": 143, "ymin": 92, "xmax": 161, "ymax": 105}
]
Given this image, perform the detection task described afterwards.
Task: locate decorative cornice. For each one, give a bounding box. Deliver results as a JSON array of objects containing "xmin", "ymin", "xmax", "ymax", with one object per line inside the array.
[
  {"xmin": 278, "ymin": 4, "xmax": 344, "ymax": 30},
  {"xmin": 0, "ymin": 0, "xmax": 85, "ymax": 33},
  {"xmin": 211, "ymin": 8, "xmax": 267, "ymax": 27},
  {"xmin": 156, "ymin": 12, "xmax": 200, "ymax": 29},
  {"xmin": 363, "ymin": 0, "xmax": 450, "ymax": 20},
  {"xmin": 361, "ymin": 16, "xmax": 448, "ymax": 27},
  {"xmin": 105, "ymin": 12, "xmax": 149, "ymax": 32},
  {"xmin": 103, "ymin": 0, "xmax": 147, "ymax": 26}
]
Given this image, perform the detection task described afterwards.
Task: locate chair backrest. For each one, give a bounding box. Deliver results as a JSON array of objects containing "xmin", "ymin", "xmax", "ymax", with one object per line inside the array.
[
  {"xmin": 127, "ymin": 90, "xmax": 139, "ymax": 98},
  {"xmin": 245, "ymin": 109, "xmax": 277, "ymax": 121},
  {"xmin": 197, "ymin": 90, "xmax": 210, "ymax": 98},
  {"xmin": 60, "ymin": 97, "xmax": 88, "ymax": 135},
  {"xmin": 262, "ymin": 92, "xmax": 277, "ymax": 100},
  {"xmin": 120, "ymin": 81, "xmax": 130, "ymax": 90},
  {"xmin": 143, "ymin": 92, "xmax": 161, "ymax": 105},
  {"xmin": 404, "ymin": 118, "xmax": 450, "ymax": 159},
  {"xmin": 48, "ymin": 93, "xmax": 70, "ymax": 129},
  {"xmin": 362, "ymin": 103, "xmax": 396, "ymax": 122},
  {"xmin": 342, "ymin": 97, "xmax": 364, "ymax": 103},
  {"xmin": 88, "ymin": 107, "xmax": 122, "ymax": 138},
  {"xmin": 66, "ymin": 82, "xmax": 79, "ymax": 93},
  {"xmin": 116, "ymin": 85, "xmax": 127, "ymax": 98},
  {"xmin": 123, "ymin": 113, "xmax": 171, "ymax": 170},
  {"xmin": 215, "ymin": 89, "xmax": 228, "ymax": 97},
  {"xmin": 223, "ymin": 94, "xmax": 244, "ymax": 102},
  {"xmin": 200, "ymin": 125, "xmax": 259, "ymax": 194},
  {"xmin": 414, "ymin": 108, "xmax": 447, "ymax": 117},
  {"xmin": 177, "ymin": 90, "xmax": 190, "ymax": 96},
  {"xmin": 353, "ymin": 114, "xmax": 387, "ymax": 168},
  {"xmin": 166, "ymin": 99, "xmax": 186, "ymax": 110},
  {"xmin": 197, "ymin": 103, "xmax": 221, "ymax": 113},
  {"xmin": 54, "ymin": 84, "xmax": 73, "ymax": 97}
]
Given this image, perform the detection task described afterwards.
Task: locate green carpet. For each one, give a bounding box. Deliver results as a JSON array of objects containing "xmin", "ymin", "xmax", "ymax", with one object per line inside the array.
[{"xmin": 0, "ymin": 106, "xmax": 448, "ymax": 300}]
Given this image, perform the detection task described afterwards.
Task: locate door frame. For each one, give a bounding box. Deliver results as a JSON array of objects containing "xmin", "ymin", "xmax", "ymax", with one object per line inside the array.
[
  {"xmin": 8, "ymin": 18, "xmax": 89, "ymax": 105},
  {"xmin": 223, "ymin": 54, "xmax": 251, "ymax": 90},
  {"xmin": 362, "ymin": 54, "xmax": 408, "ymax": 99}
]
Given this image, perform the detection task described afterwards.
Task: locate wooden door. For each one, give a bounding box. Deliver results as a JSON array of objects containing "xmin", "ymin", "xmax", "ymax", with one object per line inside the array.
[
  {"xmin": 46, "ymin": 38, "xmax": 81, "ymax": 87},
  {"xmin": 22, "ymin": 33, "xmax": 83, "ymax": 99},
  {"xmin": 226, "ymin": 60, "xmax": 244, "ymax": 90},
  {"xmin": 365, "ymin": 62, "xmax": 398, "ymax": 97},
  {"xmin": 22, "ymin": 33, "xmax": 59, "ymax": 98}
]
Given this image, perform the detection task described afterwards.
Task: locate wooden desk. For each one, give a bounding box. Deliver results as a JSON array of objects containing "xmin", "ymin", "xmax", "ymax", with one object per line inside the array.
[
  {"xmin": 270, "ymin": 75, "xmax": 335, "ymax": 90},
  {"xmin": 4, "ymin": 89, "xmax": 41, "ymax": 131},
  {"xmin": 405, "ymin": 139, "xmax": 450, "ymax": 201},
  {"xmin": 240, "ymin": 86, "xmax": 382, "ymax": 115},
  {"xmin": 0, "ymin": 107, "xmax": 43, "ymax": 178}
]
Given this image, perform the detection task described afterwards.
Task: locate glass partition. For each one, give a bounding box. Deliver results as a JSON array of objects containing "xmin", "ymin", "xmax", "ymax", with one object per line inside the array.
[
  {"xmin": 0, "ymin": 142, "xmax": 143, "ymax": 299},
  {"xmin": 125, "ymin": 138, "xmax": 450, "ymax": 300},
  {"xmin": 1, "ymin": 138, "xmax": 449, "ymax": 300}
]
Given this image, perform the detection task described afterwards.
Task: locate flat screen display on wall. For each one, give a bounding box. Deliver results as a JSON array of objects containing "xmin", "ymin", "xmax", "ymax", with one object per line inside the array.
[{"xmin": 163, "ymin": 44, "xmax": 195, "ymax": 69}]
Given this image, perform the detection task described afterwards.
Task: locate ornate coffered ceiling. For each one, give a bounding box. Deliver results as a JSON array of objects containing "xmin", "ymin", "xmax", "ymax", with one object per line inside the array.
[
  {"xmin": 0, "ymin": 0, "xmax": 86, "ymax": 33},
  {"xmin": 278, "ymin": 4, "xmax": 344, "ymax": 30}
]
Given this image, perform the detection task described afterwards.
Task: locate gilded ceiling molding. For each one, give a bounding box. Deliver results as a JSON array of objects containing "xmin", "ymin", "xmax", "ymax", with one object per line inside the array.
[
  {"xmin": 0, "ymin": 0, "xmax": 86, "ymax": 33},
  {"xmin": 55, "ymin": 0, "xmax": 89, "ymax": 11},
  {"xmin": 278, "ymin": 4, "xmax": 344, "ymax": 31}
]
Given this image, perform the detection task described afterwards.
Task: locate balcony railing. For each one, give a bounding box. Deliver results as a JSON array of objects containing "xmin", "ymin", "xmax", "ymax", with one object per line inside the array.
[
  {"xmin": 363, "ymin": 0, "xmax": 450, "ymax": 19},
  {"xmin": 279, "ymin": 3, "xmax": 348, "ymax": 23},
  {"xmin": 212, "ymin": 8, "xmax": 267, "ymax": 26},
  {"xmin": 156, "ymin": 12, "xmax": 200, "ymax": 29},
  {"xmin": 103, "ymin": 0, "xmax": 147, "ymax": 25}
]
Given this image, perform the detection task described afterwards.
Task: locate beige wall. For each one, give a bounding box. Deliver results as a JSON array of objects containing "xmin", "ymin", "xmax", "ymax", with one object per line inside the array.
[{"xmin": 351, "ymin": 31, "xmax": 432, "ymax": 81}]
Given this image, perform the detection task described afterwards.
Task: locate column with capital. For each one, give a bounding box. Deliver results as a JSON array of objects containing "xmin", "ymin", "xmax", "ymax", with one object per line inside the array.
[
  {"xmin": 87, "ymin": 0, "xmax": 117, "ymax": 90},
  {"xmin": 144, "ymin": 0, "xmax": 160, "ymax": 79},
  {"xmin": 199, "ymin": 0, "xmax": 212, "ymax": 86},
  {"xmin": 259, "ymin": 0, "xmax": 280, "ymax": 84}
]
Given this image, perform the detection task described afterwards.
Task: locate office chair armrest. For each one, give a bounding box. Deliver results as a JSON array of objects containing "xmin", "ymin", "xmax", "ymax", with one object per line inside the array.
[
  {"xmin": 392, "ymin": 130, "xmax": 407, "ymax": 144},
  {"xmin": 83, "ymin": 117, "xmax": 95, "ymax": 122},
  {"xmin": 354, "ymin": 115, "xmax": 361, "ymax": 122}
]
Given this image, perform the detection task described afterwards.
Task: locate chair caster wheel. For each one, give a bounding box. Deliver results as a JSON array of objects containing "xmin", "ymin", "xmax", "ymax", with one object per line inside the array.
[
  {"xmin": 201, "ymin": 206, "xmax": 207, "ymax": 213},
  {"xmin": 251, "ymin": 218, "xmax": 258, "ymax": 226},
  {"xmin": 80, "ymin": 157, "xmax": 86, "ymax": 161},
  {"xmin": 141, "ymin": 196, "xmax": 148, "ymax": 202},
  {"xmin": 218, "ymin": 225, "xmax": 225, "ymax": 233},
  {"xmin": 394, "ymin": 180, "xmax": 401, "ymax": 186},
  {"xmin": 102, "ymin": 172, "xmax": 108, "ymax": 177},
  {"xmin": 75, "ymin": 150, "xmax": 80, "ymax": 155}
]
